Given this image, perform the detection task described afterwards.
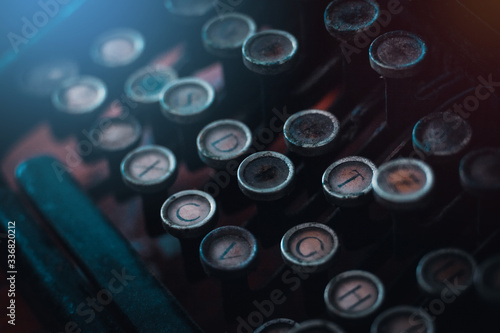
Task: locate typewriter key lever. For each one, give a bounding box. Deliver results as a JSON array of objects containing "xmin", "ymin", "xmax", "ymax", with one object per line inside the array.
[{"xmin": 121, "ymin": 145, "xmax": 178, "ymax": 236}]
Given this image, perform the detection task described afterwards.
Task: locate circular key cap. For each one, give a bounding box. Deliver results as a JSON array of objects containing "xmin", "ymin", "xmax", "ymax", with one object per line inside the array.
[
  {"xmin": 370, "ymin": 306, "xmax": 435, "ymax": 333},
  {"xmin": 237, "ymin": 151, "xmax": 296, "ymax": 201},
  {"xmin": 324, "ymin": 270, "xmax": 385, "ymax": 319},
  {"xmin": 254, "ymin": 318, "xmax": 298, "ymax": 333},
  {"xmin": 324, "ymin": 0, "xmax": 380, "ymax": 42},
  {"xmin": 289, "ymin": 319, "xmax": 346, "ymax": 333},
  {"xmin": 369, "ymin": 30, "xmax": 427, "ymax": 79},
  {"xmin": 459, "ymin": 148, "xmax": 500, "ymax": 199},
  {"xmin": 121, "ymin": 145, "xmax": 177, "ymax": 193},
  {"xmin": 20, "ymin": 59, "xmax": 79, "ymax": 97},
  {"xmin": 93, "ymin": 115, "xmax": 142, "ymax": 155},
  {"xmin": 161, "ymin": 190, "xmax": 217, "ymax": 238},
  {"xmin": 281, "ymin": 223, "xmax": 339, "ymax": 273},
  {"xmin": 412, "ymin": 112, "xmax": 472, "ymax": 162},
  {"xmin": 474, "ymin": 255, "xmax": 500, "ymax": 305},
  {"xmin": 125, "ymin": 65, "xmax": 178, "ymax": 104},
  {"xmin": 372, "ymin": 158, "xmax": 434, "ymax": 210},
  {"xmin": 323, "ymin": 156, "xmax": 377, "ymax": 207},
  {"xmin": 283, "ymin": 110, "xmax": 340, "ymax": 157},
  {"xmin": 199, "ymin": 226, "xmax": 258, "ymax": 279},
  {"xmin": 202, "ymin": 12, "xmax": 257, "ymax": 58},
  {"xmin": 242, "ymin": 29, "xmax": 299, "ymax": 75},
  {"xmin": 416, "ymin": 248, "xmax": 476, "ymax": 296},
  {"xmin": 160, "ymin": 77, "xmax": 215, "ymax": 124},
  {"xmin": 90, "ymin": 28, "xmax": 145, "ymax": 67},
  {"xmin": 52, "ymin": 76, "xmax": 107, "ymax": 115},
  {"xmin": 164, "ymin": 0, "xmax": 215, "ymax": 17},
  {"xmin": 197, "ymin": 119, "xmax": 253, "ymax": 169}
]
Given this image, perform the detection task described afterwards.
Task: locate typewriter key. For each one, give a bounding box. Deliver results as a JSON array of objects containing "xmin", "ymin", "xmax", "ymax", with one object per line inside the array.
[
  {"xmin": 121, "ymin": 145, "xmax": 178, "ymax": 236},
  {"xmin": 370, "ymin": 306, "xmax": 435, "ymax": 333},
  {"xmin": 51, "ymin": 75, "xmax": 108, "ymax": 138},
  {"xmin": 284, "ymin": 110, "xmax": 340, "ymax": 157},
  {"xmin": 289, "ymin": 319, "xmax": 346, "ymax": 333},
  {"xmin": 237, "ymin": 151, "xmax": 296, "ymax": 202},
  {"xmin": 324, "ymin": 270, "xmax": 385, "ymax": 321},
  {"xmin": 160, "ymin": 77, "xmax": 215, "ymax": 124},
  {"xmin": 369, "ymin": 31, "xmax": 427, "ymax": 129},
  {"xmin": 372, "ymin": 158, "xmax": 434, "ymax": 211},
  {"xmin": 202, "ymin": 13, "xmax": 258, "ymax": 106},
  {"xmin": 52, "ymin": 75, "xmax": 107, "ymax": 116},
  {"xmin": 460, "ymin": 148, "xmax": 500, "ymax": 236},
  {"xmin": 254, "ymin": 318, "xmax": 298, "ymax": 333},
  {"xmin": 413, "ymin": 112, "xmax": 472, "ymax": 163},
  {"xmin": 323, "ymin": 156, "xmax": 377, "ymax": 207},
  {"xmin": 373, "ymin": 158, "xmax": 434, "ymax": 256},
  {"xmin": 162, "ymin": 190, "xmax": 217, "ymax": 281},
  {"xmin": 92, "ymin": 115, "xmax": 142, "ymax": 174},
  {"xmin": 121, "ymin": 145, "xmax": 177, "ymax": 193},
  {"xmin": 324, "ymin": 0, "xmax": 381, "ymax": 114},
  {"xmin": 324, "ymin": 0, "xmax": 380, "ymax": 43},
  {"xmin": 197, "ymin": 119, "xmax": 253, "ymax": 169},
  {"xmin": 242, "ymin": 29, "xmax": 299, "ymax": 125},
  {"xmin": 90, "ymin": 28, "xmax": 145, "ymax": 68},
  {"xmin": 161, "ymin": 189, "xmax": 217, "ymax": 239},
  {"xmin": 200, "ymin": 226, "xmax": 258, "ymax": 318},
  {"xmin": 474, "ymin": 255, "xmax": 500, "ymax": 305},
  {"xmin": 161, "ymin": 77, "xmax": 216, "ymax": 168},
  {"xmin": 281, "ymin": 223, "xmax": 339, "ymax": 314},
  {"xmin": 281, "ymin": 223, "xmax": 339, "ymax": 274},
  {"xmin": 416, "ymin": 248, "xmax": 476, "ymax": 297}
]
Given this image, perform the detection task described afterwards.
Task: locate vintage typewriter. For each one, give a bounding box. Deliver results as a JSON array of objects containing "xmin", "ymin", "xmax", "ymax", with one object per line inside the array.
[{"xmin": 1, "ymin": 0, "xmax": 499, "ymax": 332}]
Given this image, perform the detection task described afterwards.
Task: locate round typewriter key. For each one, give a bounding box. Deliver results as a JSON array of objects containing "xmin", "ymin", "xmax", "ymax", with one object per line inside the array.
[
  {"xmin": 281, "ymin": 223, "xmax": 339, "ymax": 273},
  {"xmin": 289, "ymin": 319, "xmax": 346, "ymax": 333},
  {"xmin": 413, "ymin": 112, "xmax": 472, "ymax": 163},
  {"xmin": 20, "ymin": 59, "xmax": 79, "ymax": 97},
  {"xmin": 284, "ymin": 110, "xmax": 340, "ymax": 157},
  {"xmin": 202, "ymin": 13, "xmax": 256, "ymax": 58},
  {"xmin": 242, "ymin": 29, "xmax": 299, "ymax": 76},
  {"xmin": 369, "ymin": 31, "xmax": 428, "ymax": 129},
  {"xmin": 372, "ymin": 158, "xmax": 434, "ymax": 211},
  {"xmin": 323, "ymin": 156, "xmax": 377, "ymax": 207},
  {"xmin": 237, "ymin": 151, "xmax": 296, "ymax": 201},
  {"xmin": 200, "ymin": 225, "xmax": 258, "ymax": 279},
  {"xmin": 369, "ymin": 31, "xmax": 427, "ymax": 79},
  {"xmin": 164, "ymin": 0, "xmax": 215, "ymax": 17},
  {"xmin": 370, "ymin": 306, "xmax": 435, "ymax": 333},
  {"xmin": 161, "ymin": 190, "xmax": 217, "ymax": 239},
  {"xmin": 324, "ymin": 0, "xmax": 380, "ymax": 42},
  {"xmin": 474, "ymin": 256, "xmax": 500, "ymax": 305},
  {"xmin": 90, "ymin": 28, "xmax": 144, "ymax": 68},
  {"xmin": 52, "ymin": 76, "xmax": 107, "ymax": 115},
  {"xmin": 416, "ymin": 248, "xmax": 476, "ymax": 296},
  {"xmin": 254, "ymin": 318, "xmax": 298, "ymax": 333},
  {"xmin": 324, "ymin": 270, "xmax": 385, "ymax": 320},
  {"xmin": 121, "ymin": 145, "xmax": 177, "ymax": 193},
  {"xmin": 160, "ymin": 77, "xmax": 215, "ymax": 124},
  {"xmin": 197, "ymin": 119, "xmax": 253, "ymax": 169},
  {"xmin": 460, "ymin": 148, "xmax": 500, "ymax": 199},
  {"xmin": 125, "ymin": 65, "xmax": 178, "ymax": 105}
]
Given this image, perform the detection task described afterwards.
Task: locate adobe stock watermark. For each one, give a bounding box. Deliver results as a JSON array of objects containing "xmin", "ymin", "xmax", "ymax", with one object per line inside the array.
[
  {"xmin": 408, "ymin": 277, "xmax": 469, "ymax": 332},
  {"xmin": 50, "ymin": 267, "xmax": 136, "ymax": 333},
  {"xmin": 340, "ymin": 0, "xmax": 403, "ymax": 64},
  {"xmin": 235, "ymin": 264, "xmax": 318, "ymax": 333},
  {"xmin": 203, "ymin": 106, "xmax": 291, "ymax": 198},
  {"xmin": 51, "ymin": 65, "xmax": 169, "ymax": 182},
  {"xmin": 7, "ymin": 0, "xmax": 73, "ymax": 53}
]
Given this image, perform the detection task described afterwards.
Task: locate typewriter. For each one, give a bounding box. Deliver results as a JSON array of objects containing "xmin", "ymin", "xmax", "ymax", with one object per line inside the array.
[{"xmin": 1, "ymin": 0, "xmax": 499, "ymax": 332}]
